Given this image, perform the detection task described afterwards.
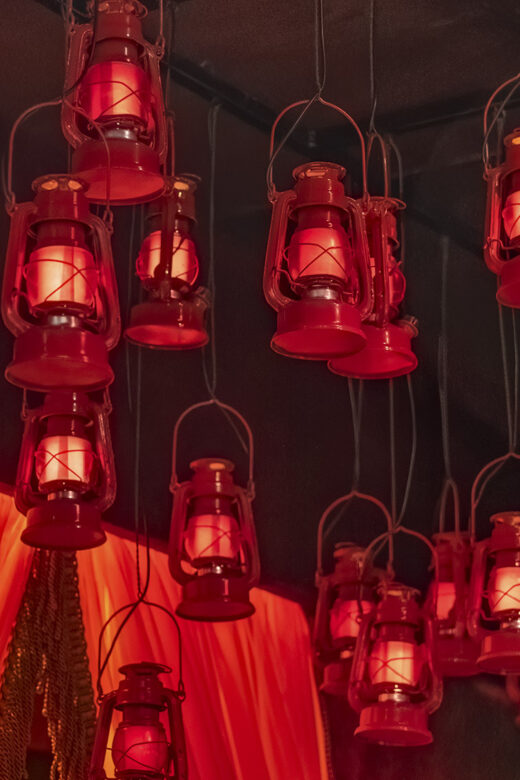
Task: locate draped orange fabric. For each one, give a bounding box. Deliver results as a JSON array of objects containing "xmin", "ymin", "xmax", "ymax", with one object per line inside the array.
[{"xmin": 0, "ymin": 494, "xmax": 328, "ymax": 780}]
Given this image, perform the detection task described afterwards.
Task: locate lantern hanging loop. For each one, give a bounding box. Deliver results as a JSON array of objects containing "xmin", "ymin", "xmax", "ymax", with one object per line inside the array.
[
  {"xmin": 317, "ymin": 491, "xmax": 394, "ymax": 580},
  {"xmin": 483, "ymin": 72, "xmax": 520, "ymax": 172},
  {"xmin": 266, "ymin": 97, "xmax": 368, "ymax": 202},
  {"xmin": 171, "ymin": 399, "xmax": 255, "ymax": 499},
  {"xmin": 365, "ymin": 131, "xmax": 391, "ymax": 199},
  {"xmin": 469, "ymin": 451, "xmax": 520, "ymax": 541}
]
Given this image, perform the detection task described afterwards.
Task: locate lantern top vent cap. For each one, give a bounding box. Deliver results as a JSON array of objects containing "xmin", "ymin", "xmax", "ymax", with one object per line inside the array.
[
  {"xmin": 119, "ymin": 661, "xmax": 171, "ymax": 678},
  {"xmin": 293, "ymin": 161, "xmax": 346, "ymax": 182},
  {"xmin": 377, "ymin": 581, "xmax": 420, "ymax": 601},
  {"xmin": 491, "ymin": 511, "xmax": 520, "ymax": 528},
  {"xmin": 33, "ymin": 174, "xmax": 87, "ymax": 194},
  {"xmin": 190, "ymin": 458, "xmax": 235, "ymax": 474}
]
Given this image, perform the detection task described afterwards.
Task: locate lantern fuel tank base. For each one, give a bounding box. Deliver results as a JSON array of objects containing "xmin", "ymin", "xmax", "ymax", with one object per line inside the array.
[
  {"xmin": 21, "ymin": 499, "xmax": 106, "ymax": 550},
  {"xmin": 176, "ymin": 574, "xmax": 255, "ymax": 622},
  {"xmin": 72, "ymin": 138, "xmax": 165, "ymax": 206},
  {"xmin": 477, "ymin": 631, "xmax": 520, "ymax": 674},
  {"xmin": 328, "ymin": 323, "xmax": 417, "ymax": 379},
  {"xmin": 271, "ymin": 298, "xmax": 366, "ymax": 360},
  {"xmin": 6, "ymin": 325, "xmax": 113, "ymax": 391},
  {"xmin": 497, "ymin": 258, "xmax": 520, "ymax": 308},
  {"xmin": 320, "ymin": 660, "xmax": 351, "ymax": 697},
  {"xmin": 125, "ymin": 299, "xmax": 208, "ymax": 350},
  {"xmin": 355, "ymin": 701, "xmax": 433, "ymax": 746}
]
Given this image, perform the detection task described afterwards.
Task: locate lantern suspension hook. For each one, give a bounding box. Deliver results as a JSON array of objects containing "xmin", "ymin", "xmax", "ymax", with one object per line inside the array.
[
  {"xmin": 363, "ymin": 525, "xmax": 439, "ymax": 592},
  {"xmin": 469, "ymin": 451, "xmax": 520, "ymax": 542},
  {"xmin": 366, "ymin": 131, "xmax": 391, "ymax": 199},
  {"xmin": 483, "ymin": 72, "xmax": 520, "ymax": 172},
  {"xmin": 171, "ymin": 399, "xmax": 255, "ymax": 499}
]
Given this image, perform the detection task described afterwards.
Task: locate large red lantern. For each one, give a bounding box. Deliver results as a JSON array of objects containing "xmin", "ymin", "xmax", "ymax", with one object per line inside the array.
[
  {"xmin": 468, "ymin": 511, "xmax": 520, "ymax": 673},
  {"xmin": 263, "ymin": 161, "xmax": 373, "ymax": 360},
  {"xmin": 61, "ymin": 0, "xmax": 167, "ymax": 205},
  {"xmin": 15, "ymin": 391, "xmax": 116, "ymax": 550},
  {"xmin": 89, "ymin": 662, "xmax": 187, "ymax": 779},
  {"xmin": 314, "ymin": 543, "xmax": 381, "ymax": 696},
  {"xmin": 484, "ymin": 128, "xmax": 520, "ymax": 307},
  {"xmin": 348, "ymin": 582, "xmax": 442, "ymax": 746},
  {"xmin": 169, "ymin": 401, "xmax": 260, "ymax": 621},
  {"xmin": 426, "ymin": 532, "xmax": 479, "ymax": 677},
  {"xmin": 1, "ymin": 175, "xmax": 120, "ymax": 391},
  {"xmin": 125, "ymin": 175, "xmax": 209, "ymax": 349},
  {"xmin": 329, "ymin": 196, "xmax": 417, "ymax": 379}
]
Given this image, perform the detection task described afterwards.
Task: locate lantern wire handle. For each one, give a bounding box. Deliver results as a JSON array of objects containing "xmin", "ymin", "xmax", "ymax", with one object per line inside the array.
[
  {"xmin": 171, "ymin": 399, "xmax": 255, "ymax": 499},
  {"xmin": 365, "ymin": 131, "xmax": 390, "ymax": 199},
  {"xmin": 483, "ymin": 72, "xmax": 520, "ymax": 171},
  {"xmin": 362, "ymin": 525, "xmax": 439, "ymax": 586}
]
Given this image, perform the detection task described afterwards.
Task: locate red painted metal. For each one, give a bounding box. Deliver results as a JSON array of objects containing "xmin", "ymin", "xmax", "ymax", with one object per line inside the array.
[
  {"xmin": 263, "ymin": 162, "xmax": 371, "ymax": 360},
  {"xmin": 61, "ymin": 0, "xmax": 167, "ymax": 205},
  {"xmin": 15, "ymin": 391, "xmax": 116, "ymax": 550},
  {"xmin": 468, "ymin": 511, "xmax": 520, "ymax": 673},
  {"xmin": 89, "ymin": 662, "xmax": 187, "ymax": 780},
  {"xmin": 328, "ymin": 197, "xmax": 417, "ymax": 379},
  {"xmin": 348, "ymin": 583, "xmax": 442, "ymax": 746},
  {"xmin": 125, "ymin": 175, "xmax": 209, "ymax": 349},
  {"xmin": 484, "ymin": 129, "xmax": 520, "ymax": 306},
  {"xmin": 1, "ymin": 175, "xmax": 120, "ymax": 391}
]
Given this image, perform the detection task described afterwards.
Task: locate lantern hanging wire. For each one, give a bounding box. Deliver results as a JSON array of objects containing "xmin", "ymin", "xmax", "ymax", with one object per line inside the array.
[{"xmin": 483, "ymin": 72, "xmax": 520, "ymax": 171}]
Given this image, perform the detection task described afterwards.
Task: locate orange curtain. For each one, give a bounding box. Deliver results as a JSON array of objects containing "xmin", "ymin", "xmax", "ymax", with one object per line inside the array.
[{"xmin": 0, "ymin": 494, "xmax": 328, "ymax": 780}]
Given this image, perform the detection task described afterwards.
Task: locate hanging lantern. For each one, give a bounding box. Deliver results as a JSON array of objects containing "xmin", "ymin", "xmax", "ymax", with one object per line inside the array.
[
  {"xmin": 89, "ymin": 662, "xmax": 187, "ymax": 779},
  {"xmin": 468, "ymin": 511, "xmax": 520, "ymax": 673},
  {"xmin": 61, "ymin": 0, "xmax": 167, "ymax": 205},
  {"xmin": 15, "ymin": 391, "xmax": 116, "ymax": 550},
  {"xmin": 314, "ymin": 543, "xmax": 382, "ymax": 696},
  {"xmin": 1, "ymin": 175, "xmax": 120, "ymax": 391},
  {"xmin": 169, "ymin": 458, "xmax": 260, "ymax": 621},
  {"xmin": 426, "ymin": 532, "xmax": 479, "ymax": 677},
  {"xmin": 125, "ymin": 175, "xmax": 209, "ymax": 349},
  {"xmin": 484, "ymin": 128, "xmax": 520, "ymax": 307},
  {"xmin": 329, "ymin": 197, "xmax": 418, "ymax": 379},
  {"xmin": 263, "ymin": 162, "xmax": 373, "ymax": 360},
  {"xmin": 348, "ymin": 582, "xmax": 442, "ymax": 746}
]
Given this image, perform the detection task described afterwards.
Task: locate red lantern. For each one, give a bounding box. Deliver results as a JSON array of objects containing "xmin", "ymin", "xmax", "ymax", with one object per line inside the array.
[
  {"xmin": 263, "ymin": 162, "xmax": 373, "ymax": 360},
  {"xmin": 348, "ymin": 583, "xmax": 442, "ymax": 746},
  {"xmin": 125, "ymin": 175, "xmax": 209, "ymax": 349},
  {"xmin": 169, "ymin": 457, "xmax": 260, "ymax": 621},
  {"xmin": 61, "ymin": 0, "xmax": 167, "ymax": 205},
  {"xmin": 328, "ymin": 196, "xmax": 418, "ymax": 379},
  {"xmin": 468, "ymin": 511, "xmax": 520, "ymax": 673},
  {"xmin": 15, "ymin": 391, "xmax": 116, "ymax": 550},
  {"xmin": 1, "ymin": 175, "xmax": 120, "ymax": 391},
  {"xmin": 314, "ymin": 543, "xmax": 381, "ymax": 696},
  {"xmin": 89, "ymin": 662, "xmax": 187, "ymax": 780},
  {"xmin": 426, "ymin": 532, "xmax": 479, "ymax": 677},
  {"xmin": 484, "ymin": 128, "xmax": 520, "ymax": 306}
]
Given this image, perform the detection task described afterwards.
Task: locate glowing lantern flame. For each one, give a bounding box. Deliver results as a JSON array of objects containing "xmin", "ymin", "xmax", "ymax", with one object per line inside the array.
[
  {"xmin": 136, "ymin": 229, "xmax": 199, "ymax": 286},
  {"xmin": 25, "ymin": 245, "xmax": 98, "ymax": 312},
  {"xmin": 35, "ymin": 434, "xmax": 94, "ymax": 489}
]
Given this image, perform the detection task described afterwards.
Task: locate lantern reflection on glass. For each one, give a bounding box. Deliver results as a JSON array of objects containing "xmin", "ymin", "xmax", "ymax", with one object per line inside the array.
[
  {"xmin": 125, "ymin": 175, "xmax": 209, "ymax": 349},
  {"xmin": 1, "ymin": 175, "xmax": 120, "ymax": 391},
  {"xmin": 169, "ymin": 458, "xmax": 260, "ymax": 621},
  {"xmin": 314, "ymin": 543, "xmax": 380, "ymax": 696},
  {"xmin": 61, "ymin": 0, "xmax": 167, "ymax": 205},
  {"xmin": 263, "ymin": 162, "xmax": 373, "ymax": 360},
  {"xmin": 328, "ymin": 197, "xmax": 418, "ymax": 379},
  {"xmin": 468, "ymin": 512, "xmax": 520, "ymax": 674},
  {"xmin": 426, "ymin": 532, "xmax": 479, "ymax": 677},
  {"xmin": 484, "ymin": 129, "xmax": 520, "ymax": 307},
  {"xmin": 348, "ymin": 583, "xmax": 442, "ymax": 746},
  {"xmin": 15, "ymin": 391, "xmax": 116, "ymax": 550},
  {"xmin": 89, "ymin": 663, "xmax": 187, "ymax": 780}
]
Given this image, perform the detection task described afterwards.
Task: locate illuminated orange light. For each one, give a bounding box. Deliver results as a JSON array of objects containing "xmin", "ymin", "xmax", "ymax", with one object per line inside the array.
[
  {"xmin": 502, "ymin": 192, "xmax": 520, "ymax": 242},
  {"xmin": 35, "ymin": 435, "xmax": 94, "ymax": 488},
  {"xmin": 433, "ymin": 581, "xmax": 457, "ymax": 622},
  {"xmin": 112, "ymin": 722, "xmax": 169, "ymax": 775},
  {"xmin": 136, "ymin": 230, "xmax": 199, "ymax": 286},
  {"xmin": 368, "ymin": 640, "xmax": 421, "ymax": 687},
  {"xmin": 80, "ymin": 61, "xmax": 151, "ymax": 125},
  {"xmin": 25, "ymin": 245, "xmax": 97, "ymax": 311},
  {"xmin": 184, "ymin": 513, "xmax": 241, "ymax": 562},
  {"xmin": 488, "ymin": 566, "xmax": 520, "ymax": 614},
  {"xmin": 329, "ymin": 598, "xmax": 372, "ymax": 641},
  {"xmin": 286, "ymin": 226, "xmax": 352, "ymax": 283}
]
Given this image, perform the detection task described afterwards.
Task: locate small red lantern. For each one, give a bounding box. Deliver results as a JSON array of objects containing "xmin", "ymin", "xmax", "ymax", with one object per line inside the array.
[
  {"xmin": 263, "ymin": 162, "xmax": 373, "ymax": 360},
  {"xmin": 61, "ymin": 0, "xmax": 167, "ymax": 205},
  {"xmin": 314, "ymin": 543, "xmax": 381, "ymax": 696},
  {"xmin": 426, "ymin": 532, "xmax": 479, "ymax": 677},
  {"xmin": 1, "ymin": 175, "xmax": 120, "ymax": 391},
  {"xmin": 125, "ymin": 175, "xmax": 209, "ymax": 349},
  {"xmin": 329, "ymin": 196, "xmax": 418, "ymax": 379},
  {"xmin": 348, "ymin": 582, "xmax": 442, "ymax": 746},
  {"xmin": 15, "ymin": 391, "xmax": 116, "ymax": 550},
  {"xmin": 169, "ymin": 457, "xmax": 260, "ymax": 621},
  {"xmin": 89, "ymin": 662, "xmax": 187, "ymax": 779},
  {"xmin": 484, "ymin": 128, "xmax": 520, "ymax": 306},
  {"xmin": 468, "ymin": 511, "xmax": 520, "ymax": 673}
]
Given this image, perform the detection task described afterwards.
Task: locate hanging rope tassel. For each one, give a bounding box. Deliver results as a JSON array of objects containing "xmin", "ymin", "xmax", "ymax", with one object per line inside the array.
[{"xmin": 0, "ymin": 550, "xmax": 96, "ymax": 780}]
